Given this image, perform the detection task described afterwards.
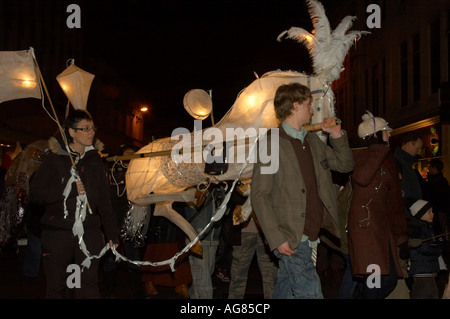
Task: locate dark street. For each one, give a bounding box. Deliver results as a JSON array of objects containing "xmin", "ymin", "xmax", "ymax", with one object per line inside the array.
[{"xmin": 0, "ymin": 241, "xmax": 343, "ymax": 300}]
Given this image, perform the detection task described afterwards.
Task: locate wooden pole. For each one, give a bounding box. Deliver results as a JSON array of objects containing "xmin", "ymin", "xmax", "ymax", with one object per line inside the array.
[
  {"xmin": 106, "ymin": 119, "xmax": 343, "ymax": 162},
  {"xmin": 106, "ymin": 136, "xmax": 256, "ymax": 162},
  {"xmin": 31, "ymin": 48, "xmax": 74, "ymax": 166}
]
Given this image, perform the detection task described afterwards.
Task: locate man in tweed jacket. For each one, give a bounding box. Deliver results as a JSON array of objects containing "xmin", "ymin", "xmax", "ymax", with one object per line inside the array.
[{"xmin": 251, "ymin": 83, "xmax": 354, "ymax": 298}]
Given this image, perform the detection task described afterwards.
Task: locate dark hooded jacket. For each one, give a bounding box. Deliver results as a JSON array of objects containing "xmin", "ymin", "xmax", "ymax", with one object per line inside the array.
[
  {"xmin": 407, "ymin": 218, "xmax": 441, "ymax": 275},
  {"xmin": 426, "ymin": 172, "xmax": 450, "ymax": 215},
  {"xmin": 29, "ymin": 136, "xmax": 119, "ymax": 243}
]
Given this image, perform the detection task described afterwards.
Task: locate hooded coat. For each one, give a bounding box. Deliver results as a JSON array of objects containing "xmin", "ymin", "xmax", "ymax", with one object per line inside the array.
[
  {"xmin": 348, "ymin": 144, "xmax": 408, "ymax": 277},
  {"xmin": 29, "ymin": 136, "xmax": 118, "ymax": 243}
]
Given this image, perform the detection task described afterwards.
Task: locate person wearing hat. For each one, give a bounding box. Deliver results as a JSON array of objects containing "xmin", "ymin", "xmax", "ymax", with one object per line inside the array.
[
  {"xmin": 406, "ymin": 199, "xmax": 442, "ymax": 299},
  {"xmin": 348, "ymin": 111, "xmax": 408, "ymax": 299}
]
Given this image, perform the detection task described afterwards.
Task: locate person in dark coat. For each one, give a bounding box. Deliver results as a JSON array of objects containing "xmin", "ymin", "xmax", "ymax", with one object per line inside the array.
[
  {"xmin": 407, "ymin": 200, "xmax": 442, "ymax": 299},
  {"xmin": 29, "ymin": 110, "xmax": 119, "ymax": 298},
  {"xmin": 394, "ymin": 133, "xmax": 425, "ymax": 209},
  {"xmin": 101, "ymin": 144, "xmax": 146, "ymax": 298},
  {"xmin": 348, "ymin": 111, "xmax": 408, "ymax": 299},
  {"xmin": 425, "ymin": 159, "xmax": 450, "ymax": 238}
]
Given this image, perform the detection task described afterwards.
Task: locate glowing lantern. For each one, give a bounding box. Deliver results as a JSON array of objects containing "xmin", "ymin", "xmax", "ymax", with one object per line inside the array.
[
  {"xmin": 56, "ymin": 63, "xmax": 95, "ymax": 110},
  {"xmin": 0, "ymin": 49, "xmax": 41, "ymax": 103},
  {"xmin": 183, "ymin": 89, "xmax": 213, "ymax": 120}
]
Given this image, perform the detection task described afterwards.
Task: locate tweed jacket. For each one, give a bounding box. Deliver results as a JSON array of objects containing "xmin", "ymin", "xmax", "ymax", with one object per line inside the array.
[{"xmin": 250, "ymin": 125, "xmax": 354, "ymax": 252}]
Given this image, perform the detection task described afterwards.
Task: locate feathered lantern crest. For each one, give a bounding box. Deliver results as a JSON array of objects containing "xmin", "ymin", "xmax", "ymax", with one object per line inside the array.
[{"xmin": 277, "ymin": 0, "xmax": 370, "ymax": 84}]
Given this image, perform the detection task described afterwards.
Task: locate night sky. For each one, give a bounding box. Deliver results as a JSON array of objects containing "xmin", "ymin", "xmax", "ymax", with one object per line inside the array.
[{"xmin": 81, "ymin": 0, "xmax": 322, "ymax": 131}]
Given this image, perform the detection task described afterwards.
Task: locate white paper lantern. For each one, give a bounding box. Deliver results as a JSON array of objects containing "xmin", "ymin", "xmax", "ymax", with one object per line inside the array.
[
  {"xmin": 0, "ymin": 49, "xmax": 41, "ymax": 103},
  {"xmin": 56, "ymin": 64, "xmax": 94, "ymax": 110},
  {"xmin": 183, "ymin": 89, "xmax": 212, "ymax": 120}
]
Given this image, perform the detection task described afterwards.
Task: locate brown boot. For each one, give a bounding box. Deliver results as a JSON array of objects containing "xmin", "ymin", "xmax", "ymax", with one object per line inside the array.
[
  {"xmin": 175, "ymin": 284, "xmax": 189, "ymax": 298},
  {"xmin": 144, "ymin": 281, "xmax": 158, "ymax": 296}
]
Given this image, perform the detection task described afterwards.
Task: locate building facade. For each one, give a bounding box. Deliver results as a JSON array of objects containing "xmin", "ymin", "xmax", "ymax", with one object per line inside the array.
[{"xmin": 331, "ymin": 0, "xmax": 450, "ymax": 179}]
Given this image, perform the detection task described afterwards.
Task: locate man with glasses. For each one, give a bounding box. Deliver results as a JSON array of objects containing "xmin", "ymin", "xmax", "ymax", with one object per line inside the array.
[{"xmin": 29, "ymin": 109, "xmax": 119, "ymax": 298}]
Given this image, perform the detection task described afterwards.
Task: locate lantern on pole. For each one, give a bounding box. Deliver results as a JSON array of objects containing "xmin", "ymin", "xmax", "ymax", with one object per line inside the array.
[
  {"xmin": 56, "ymin": 60, "xmax": 94, "ymax": 110},
  {"xmin": 183, "ymin": 89, "xmax": 213, "ymax": 123},
  {"xmin": 0, "ymin": 49, "xmax": 41, "ymax": 103}
]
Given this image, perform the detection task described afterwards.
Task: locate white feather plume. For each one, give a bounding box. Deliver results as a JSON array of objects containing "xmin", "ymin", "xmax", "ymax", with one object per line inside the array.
[
  {"xmin": 277, "ymin": 0, "xmax": 370, "ymax": 84},
  {"xmin": 276, "ymin": 27, "xmax": 318, "ymax": 52},
  {"xmin": 306, "ymin": 0, "xmax": 331, "ymax": 45}
]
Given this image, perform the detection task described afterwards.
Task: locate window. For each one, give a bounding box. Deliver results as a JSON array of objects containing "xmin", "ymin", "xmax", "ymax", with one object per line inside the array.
[
  {"xmin": 381, "ymin": 58, "xmax": 386, "ymax": 115},
  {"xmin": 448, "ymin": 10, "xmax": 450, "ymax": 81},
  {"xmin": 365, "ymin": 70, "xmax": 370, "ymax": 111},
  {"xmin": 372, "ymin": 63, "xmax": 379, "ymax": 115},
  {"xmin": 412, "ymin": 33, "xmax": 421, "ymax": 101},
  {"xmin": 352, "ymin": 78, "xmax": 357, "ymax": 125},
  {"xmin": 400, "ymin": 41, "xmax": 408, "ymax": 107},
  {"xmin": 430, "ymin": 18, "xmax": 441, "ymax": 93}
]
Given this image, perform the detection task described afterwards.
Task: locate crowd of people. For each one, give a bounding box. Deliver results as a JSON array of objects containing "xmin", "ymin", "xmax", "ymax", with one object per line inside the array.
[{"xmin": 1, "ymin": 83, "xmax": 450, "ymax": 299}]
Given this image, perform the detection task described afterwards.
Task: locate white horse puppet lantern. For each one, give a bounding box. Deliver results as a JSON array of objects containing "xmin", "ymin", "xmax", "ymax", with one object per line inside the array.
[
  {"xmin": 123, "ymin": 70, "xmax": 333, "ymax": 247},
  {"xmin": 116, "ymin": 0, "xmax": 369, "ymax": 263}
]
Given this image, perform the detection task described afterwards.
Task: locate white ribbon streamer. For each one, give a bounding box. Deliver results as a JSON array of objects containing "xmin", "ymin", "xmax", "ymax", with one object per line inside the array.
[{"xmin": 72, "ymin": 135, "xmax": 260, "ymax": 272}]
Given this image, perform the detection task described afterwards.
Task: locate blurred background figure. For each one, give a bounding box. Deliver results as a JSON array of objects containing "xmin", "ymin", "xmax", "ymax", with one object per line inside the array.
[
  {"xmin": 227, "ymin": 212, "xmax": 278, "ymax": 299},
  {"xmin": 394, "ymin": 133, "xmax": 425, "ymax": 209},
  {"xmin": 424, "ymin": 159, "xmax": 450, "ymax": 239},
  {"xmin": 102, "ymin": 144, "xmax": 146, "ymax": 299},
  {"xmin": 141, "ymin": 203, "xmax": 192, "ymax": 299}
]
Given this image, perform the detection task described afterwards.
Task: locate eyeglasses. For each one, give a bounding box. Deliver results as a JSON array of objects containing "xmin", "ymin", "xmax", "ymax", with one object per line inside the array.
[{"xmin": 73, "ymin": 126, "xmax": 97, "ymax": 132}]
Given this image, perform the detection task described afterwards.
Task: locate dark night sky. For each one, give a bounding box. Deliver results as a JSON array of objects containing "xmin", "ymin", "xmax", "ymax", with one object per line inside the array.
[{"xmin": 81, "ymin": 0, "xmax": 321, "ymax": 131}]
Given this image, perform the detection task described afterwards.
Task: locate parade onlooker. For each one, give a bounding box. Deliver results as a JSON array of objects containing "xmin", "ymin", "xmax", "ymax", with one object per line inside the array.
[
  {"xmin": 394, "ymin": 133, "xmax": 425, "ymax": 209},
  {"xmin": 227, "ymin": 213, "xmax": 278, "ymax": 299},
  {"xmin": 347, "ymin": 111, "xmax": 408, "ymax": 299},
  {"xmin": 101, "ymin": 144, "xmax": 145, "ymax": 298},
  {"xmin": 425, "ymin": 159, "xmax": 450, "ymax": 238},
  {"xmin": 141, "ymin": 203, "xmax": 192, "ymax": 299},
  {"xmin": 185, "ymin": 186, "xmax": 226, "ymax": 299},
  {"xmin": 22, "ymin": 173, "xmax": 44, "ymax": 278},
  {"xmin": 407, "ymin": 200, "xmax": 442, "ymax": 299},
  {"xmin": 251, "ymin": 82, "xmax": 354, "ymax": 299},
  {"xmin": 29, "ymin": 109, "xmax": 119, "ymax": 298},
  {"xmin": 214, "ymin": 211, "xmax": 233, "ymax": 283}
]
